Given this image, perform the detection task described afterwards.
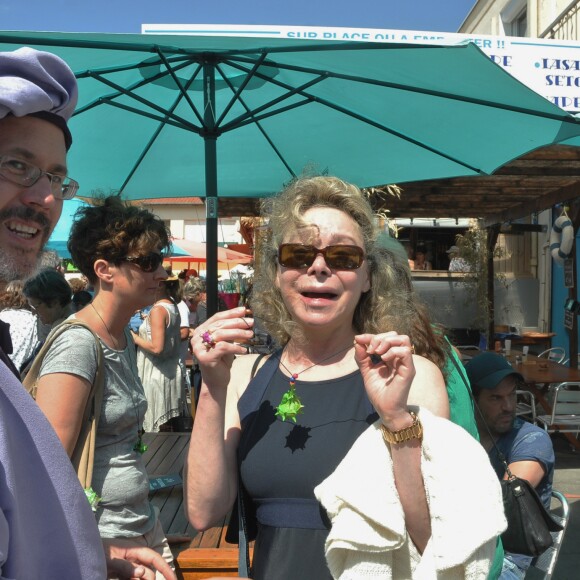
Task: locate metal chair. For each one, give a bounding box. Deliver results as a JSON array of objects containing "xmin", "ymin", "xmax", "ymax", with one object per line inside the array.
[
  {"xmin": 538, "ymin": 348, "xmax": 567, "ymax": 365},
  {"xmin": 527, "ymin": 490, "xmax": 570, "ymax": 579},
  {"xmin": 515, "ymin": 390, "xmax": 536, "ymax": 423},
  {"xmin": 536, "ymin": 382, "xmax": 580, "ymax": 437}
]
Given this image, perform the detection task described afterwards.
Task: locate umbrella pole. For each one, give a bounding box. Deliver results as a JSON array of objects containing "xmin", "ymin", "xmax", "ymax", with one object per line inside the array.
[{"xmin": 204, "ymin": 60, "xmax": 219, "ymax": 317}]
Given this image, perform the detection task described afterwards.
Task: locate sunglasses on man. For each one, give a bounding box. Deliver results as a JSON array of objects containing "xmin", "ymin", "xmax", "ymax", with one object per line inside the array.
[{"xmin": 278, "ymin": 244, "xmax": 365, "ymax": 270}]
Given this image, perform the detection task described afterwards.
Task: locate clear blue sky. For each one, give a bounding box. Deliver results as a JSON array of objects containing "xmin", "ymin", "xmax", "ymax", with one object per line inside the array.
[{"xmin": 0, "ymin": 0, "xmax": 476, "ymax": 34}]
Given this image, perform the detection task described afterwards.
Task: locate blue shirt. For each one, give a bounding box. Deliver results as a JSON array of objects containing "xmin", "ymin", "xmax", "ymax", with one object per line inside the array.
[
  {"xmin": 129, "ymin": 305, "xmax": 152, "ymax": 333},
  {"xmin": 488, "ymin": 418, "xmax": 555, "ymax": 571}
]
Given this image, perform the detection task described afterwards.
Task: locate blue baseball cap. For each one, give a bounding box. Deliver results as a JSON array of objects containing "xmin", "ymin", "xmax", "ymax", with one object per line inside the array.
[{"xmin": 465, "ymin": 352, "xmax": 523, "ymax": 390}]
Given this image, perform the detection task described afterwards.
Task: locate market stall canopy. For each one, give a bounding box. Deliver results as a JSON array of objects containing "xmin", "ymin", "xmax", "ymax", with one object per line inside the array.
[
  {"xmin": 169, "ymin": 239, "xmax": 252, "ymax": 266},
  {"xmin": 3, "ymin": 31, "xmax": 580, "ymax": 311}
]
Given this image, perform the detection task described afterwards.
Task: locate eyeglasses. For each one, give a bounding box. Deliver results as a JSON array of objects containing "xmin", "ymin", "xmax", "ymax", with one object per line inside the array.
[
  {"xmin": 124, "ymin": 252, "xmax": 165, "ymax": 272},
  {"xmin": 278, "ymin": 243, "xmax": 365, "ymax": 270},
  {"xmin": 0, "ymin": 155, "xmax": 79, "ymax": 200}
]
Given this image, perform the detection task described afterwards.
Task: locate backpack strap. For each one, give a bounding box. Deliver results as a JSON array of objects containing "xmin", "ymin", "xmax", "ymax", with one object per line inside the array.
[{"xmin": 22, "ymin": 319, "xmax": 105, "ymax": 490}]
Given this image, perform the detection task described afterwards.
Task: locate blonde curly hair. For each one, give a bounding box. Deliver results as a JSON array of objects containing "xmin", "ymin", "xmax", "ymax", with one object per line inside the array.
[{"xmin": 251, "ymin": 176, "xmax": 417, "ymax": 347}]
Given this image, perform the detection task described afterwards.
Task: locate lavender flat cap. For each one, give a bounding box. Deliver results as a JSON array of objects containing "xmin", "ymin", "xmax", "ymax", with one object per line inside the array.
[{"xmin": 0, "ymin": 47, "xmax": 78, "ymax": 149}]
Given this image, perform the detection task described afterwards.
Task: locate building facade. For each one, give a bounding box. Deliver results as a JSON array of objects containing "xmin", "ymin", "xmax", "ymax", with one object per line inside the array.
[{"xmin": 459, "ymin": 0, "xmax": 580, "ymax": 355}]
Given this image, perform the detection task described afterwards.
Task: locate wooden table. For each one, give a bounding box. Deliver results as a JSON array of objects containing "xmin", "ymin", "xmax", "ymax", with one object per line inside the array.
[
  {"xmin": 512, "ymin": 359, "xmax": 580, "ymax": 450},
  {"xmin": 512, "ymin": 332, "xmax": 556, "ymax": 350},
  {"xmin": 512, "ymin": 358, "xmax": 580, "ymax": 387},
  {"xmin": 142, "ymin": 432, "xmax": 243, "ymax": 579}
]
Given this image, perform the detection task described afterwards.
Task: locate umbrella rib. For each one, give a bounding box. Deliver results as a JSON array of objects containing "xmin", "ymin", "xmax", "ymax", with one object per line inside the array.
[
  {"xmin": 119, "ymin": 74, "xmax": 197, "ymax": 193},
  {"xmin": 103, "ymin": 100, "xmax": 202, "ymax": 133},
  {"xmin": 74, "ymin": 59, "xmax": 194, "ymax": 116},
  {"xmin": 155, "ymin": 48, "xmax": 205, "ymax": 127},
  {"xmin": 75, "ymin": 53, "xmax": 195, "ymax": 78},
  {"xmin": 215, "ymin": 66, "xmax": 297, "ymax": 178},
  {"xmin": 232, "ymin": 55, "xmax": 578, "ymax": 125},
  {"xmin": 219, "ymin": 62, "xmax": 327, "ymax": 132},
  {"xmin": 220, "ymin": 64, "xmax": 485, "ymax": 173},
  {"xmin": 214, "ymin": 52, "xmax": 268, "ymax": 127},
  {"xmin": 88, "ymin": 71, "xmax": 203, "ymax": 131}
]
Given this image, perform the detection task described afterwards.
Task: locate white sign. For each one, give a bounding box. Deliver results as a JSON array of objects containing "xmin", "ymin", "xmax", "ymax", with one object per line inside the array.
[{"xmin": 142, "ymin": 24, "xmax": 580, "ymax": 113}]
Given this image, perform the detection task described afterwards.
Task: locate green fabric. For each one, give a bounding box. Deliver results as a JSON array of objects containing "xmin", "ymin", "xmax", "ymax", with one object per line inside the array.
[
  {"xmin": 443, "ymin": 337, "xmax": 503, "ymax": 579},
  {"xmin": 488, "ymin": 536, "xmax": 505, "ymax": 580},
  {"xmin": 443, "ymin": 338, "xmax": 479, "ymax": 440}
]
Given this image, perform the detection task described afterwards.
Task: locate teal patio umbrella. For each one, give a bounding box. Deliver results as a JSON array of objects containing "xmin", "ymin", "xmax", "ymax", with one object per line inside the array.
[{"xmin": 1, "ymin": 31, "xmax": 580, "ymax": 313}]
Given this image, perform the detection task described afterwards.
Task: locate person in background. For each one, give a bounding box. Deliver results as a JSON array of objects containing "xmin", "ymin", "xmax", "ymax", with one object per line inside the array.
[
  {"xmin": 184, "ymin": 277, "xmax": 207, "ymax": 328},
  {"xmin": 0, "ymin": 46, "xmax": 174, "ymax": 579},
  {"xmin": 447, "ymin": 245, "xmax": 470, "ymax": 272},
  {"xmin": 465, "ymin": 353, "xmax": 555, "ymax": 580},
  {"xmin": 176, "ymin": 279, "xmax": 193, "ymax": 394},
  {"xmin": 68, "ymin": 275, "xmax": 88, "ymax": 294},
  {"xmin": 186, "ymin": 176, "xmax": 505, "ymax": 579},
  {"xmin": 0, "ymin": 280, "xmax": 40, "ymax": 371},
  {"xmin": 130, "ymin": 305, "xmax": 153, "ymax": 333},
  {"xmin": 133, "ymin": 275, "xmax": 183, "ymax": 433},
  {"xmin": 23, "ymin": 267, "xmax": 74, "ymax": 330},
  {"xmin": 72, "ymin": 289, "xmax": 93, "ymax": 311},
  {"xmin": 38, "ymin": 248, "xmax": 65, "ymax": 273},
  {"xmin": 182, "ymin": 277, "xmax": 207, "ymax": 401},
  {"xmin": 412, "ymin": 245, "xmax": 432, "ymax": 270}
]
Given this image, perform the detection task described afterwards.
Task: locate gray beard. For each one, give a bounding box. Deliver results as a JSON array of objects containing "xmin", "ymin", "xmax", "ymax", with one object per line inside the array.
[
  {"xmin": 0, "ymin": 246, "xmax": 42, "ymax": 285},
  {"xmin": 0, "ymin": 205, "xmax": 51, "ymax": 286}
]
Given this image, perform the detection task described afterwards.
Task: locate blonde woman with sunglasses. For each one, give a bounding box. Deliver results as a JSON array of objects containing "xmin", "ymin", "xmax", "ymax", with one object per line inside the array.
[
  {"xmin": 186, "ymin": 177, "xmax": 505, "ymax": 579},
  {"xmin": 33, "ymin": 195, "xmax": 176, "ymax": 576}
]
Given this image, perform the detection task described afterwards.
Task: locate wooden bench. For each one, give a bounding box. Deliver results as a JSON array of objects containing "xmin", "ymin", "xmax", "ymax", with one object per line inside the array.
[{"xmin": 142, "ymin": 432, "xmax": 249, "ymax": 579}]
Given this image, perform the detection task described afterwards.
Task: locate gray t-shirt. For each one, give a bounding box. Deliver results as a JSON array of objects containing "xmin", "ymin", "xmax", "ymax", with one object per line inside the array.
[{"xmin": 39, "ymin": 322, "xmax": 154, "ymax": 538}]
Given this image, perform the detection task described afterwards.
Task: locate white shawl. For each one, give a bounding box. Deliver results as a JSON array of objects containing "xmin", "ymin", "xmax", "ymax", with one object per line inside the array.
[{"xmin": 314, "ymin": 408, "xmax": 506, "ymax": 579}]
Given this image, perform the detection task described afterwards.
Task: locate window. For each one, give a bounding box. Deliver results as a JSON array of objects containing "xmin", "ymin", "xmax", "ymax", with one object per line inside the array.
[
  {"xmin": 501, "ymin": 0, "xmax": 528, "ymax": 37},
  {"xmin": 512, "ymin": 9, "xmax": 528, "ymax": 36}
]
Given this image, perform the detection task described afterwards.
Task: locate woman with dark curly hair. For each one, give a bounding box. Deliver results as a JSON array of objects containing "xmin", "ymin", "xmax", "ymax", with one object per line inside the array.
[
  {"xmin": 185, "ymin": 177, "xmax": 504, "ymax": 579},
  {"xmin": 32, "ymin": 195, "xmax": 176, "ymax": 574}
]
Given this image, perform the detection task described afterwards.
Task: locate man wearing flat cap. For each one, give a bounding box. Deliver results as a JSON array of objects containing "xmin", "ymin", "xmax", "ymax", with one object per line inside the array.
[
  {"xmin": 0, "ymin": 47, "xmax": 174, "ymax": 580},
  {"xmin": 465, "ymin": 352, "xmax": 555, "ymax": 580}
]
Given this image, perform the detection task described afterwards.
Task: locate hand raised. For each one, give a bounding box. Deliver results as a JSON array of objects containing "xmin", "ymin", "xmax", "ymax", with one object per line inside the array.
[{"xmin": 354, "ymin": 332, "xmax": 415, "ymax": 427}]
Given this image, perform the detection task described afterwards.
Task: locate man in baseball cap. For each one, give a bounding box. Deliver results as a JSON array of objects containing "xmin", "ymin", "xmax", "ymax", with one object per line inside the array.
[
  {"xmin": 465, "ymin": 352, "xmax": 555, "ymax": 579},
  {"xmin": 0, "ymin": 47, "xmax": 175, "ymax": 580}
]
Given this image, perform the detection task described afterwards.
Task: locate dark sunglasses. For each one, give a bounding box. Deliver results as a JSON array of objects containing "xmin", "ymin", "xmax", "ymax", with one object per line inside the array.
[
  {"xmin": 124, "ymin": 252, "xmax": 165, "ymax": 272},
  {"xmin": 278, "ymin": 243, "xmax": 365, "ymax": 270}
]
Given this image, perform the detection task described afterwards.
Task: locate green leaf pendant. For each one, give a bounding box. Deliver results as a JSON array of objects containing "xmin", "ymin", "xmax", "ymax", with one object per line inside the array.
[
  {"xmin": 84, "ymin": 486, "xmax": 101, "ymax": 512},
  {"xmin": 275, "ymin": 377, "xmax": 304, "ymax": 423},
  {"xmin": 134, "ymin": 435, "xmax": 148, "ymax": 454}
]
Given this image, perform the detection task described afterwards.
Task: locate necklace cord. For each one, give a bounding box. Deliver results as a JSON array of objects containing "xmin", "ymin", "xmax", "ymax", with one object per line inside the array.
[
  {"xmin": 278, "ymin": 343, "xmax": 354, "ymax": 380},
  {"xmin": 90, "ymin": 302, "xmax": 119, "ymax": 350}
]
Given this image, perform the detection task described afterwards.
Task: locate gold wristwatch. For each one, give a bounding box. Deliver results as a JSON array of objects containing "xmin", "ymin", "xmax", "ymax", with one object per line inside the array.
[{"xmin": 380, "ymin": 411, "xmax": 423, "ymax": 445}]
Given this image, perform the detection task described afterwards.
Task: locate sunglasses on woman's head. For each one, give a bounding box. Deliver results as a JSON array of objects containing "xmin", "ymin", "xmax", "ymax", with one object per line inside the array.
[
  {"xmin": 278, "ymin": 243, "xmax": 365, "ymax": 270},
  {"xmin": 124, "ymin": 252, "xmax": 165, "ymax": 272}
]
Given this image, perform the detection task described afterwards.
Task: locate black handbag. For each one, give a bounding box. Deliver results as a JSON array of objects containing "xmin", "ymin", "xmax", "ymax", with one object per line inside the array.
[{"xmin": 500, "ymin": 463, "xmax": 562, "ymax": 557}]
